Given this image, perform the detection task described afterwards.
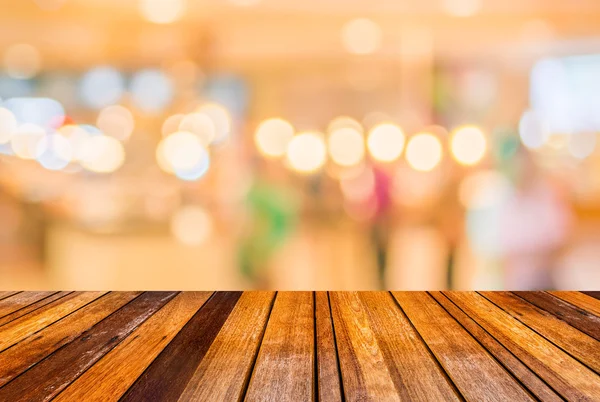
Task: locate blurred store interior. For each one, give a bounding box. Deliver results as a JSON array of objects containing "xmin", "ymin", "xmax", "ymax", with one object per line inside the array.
[{"xmin": 0, "ymin": 0, "xmax": 599, "ymax": 290}]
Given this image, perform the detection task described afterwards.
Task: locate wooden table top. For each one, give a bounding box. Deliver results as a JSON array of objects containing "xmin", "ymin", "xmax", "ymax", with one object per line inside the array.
[{"xmin": 0, "ymin": 291, "xmax": 598, "ymax": 401}]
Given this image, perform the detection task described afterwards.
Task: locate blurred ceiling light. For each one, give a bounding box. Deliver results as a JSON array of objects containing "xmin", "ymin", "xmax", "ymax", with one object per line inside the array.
[
  {"xmin": 162, "ymin": 113, "xmax": 186, "ymax": 137},
  {"xmin": 341, "ymin": 18, "xmax": 382, "ymax": 55},
  {"xmin": 170, "ymin": 206, "xmax": 213, "ymax": 246},
  {"xmin": 140, "ymin": 0, "xmax": 186, "ymax": 24},
  {"xmin": 367, "ymin": 123, "xmax": 405, "ymax": 162},
  {"xmin": 519, "ymin": 109, "xmax": 549, "ymax": 149},
  {"xmin": 34, "ymin": 0, "xmax": 67, "ymax": 11},
  {"xmin": 254, "ymin": 118, "xmax": 295, "ymax": 158},
  {"xmin": 0, "ymin": 107, "xmax": 18, "ymax": 144},
  {"xmin": 10, "ymin": 123, "xmax": 46, "ymax": 159},
  {"xmin": 130, "ymin": 69, "xmax": 173, "ymax": 113},
  {"xmin": 97, "ymin": 105, "xmax": 135, "ymax": 141},
  {"xmin": 286, "ymin": 132, "xmax": 327, "ymax": 174},
  {"xmin": 179, "ymin": 113, "xmax": 216, "ymax": 146},
  {"xmin": 405, "ymin": 133, "xmax": 443, "ymax": 172},
  {"xmin": 327, "ymin": 116, "xmax": 363, "ymax": 134},
  {"xmin": 442, "ymin": 0, "xmax": 482, "ymax": 17},
  {"xmin": 80, "ymin": 67, "xmax": 125, "ymax": 109},
  {"xmin": 459, "ymin": 170, "xmax": 511, "ymax": 210},
  {"xmin": 159, "ymin": 130, "xmax": 206, "ymax": 171},
  {"xmin": 450, "ymin": 125, "xmax": 487, "ymax": 166},
  {"xmin": 196, "ymin": 103, "xmax": 231, "ymax": 143},
  {"xmin": 36, "ymin": 134, "xmax": 72, "ymax": 170},
  {"xmin": 79, "ymin": 135, "xmax": 125, "ymax": 173},
  {"xmin": 3, "ymin": 44, "xmax": 41, "ymax": 80},
  {"xmin": 568, "ymin": 133, "xmax": 596, "ymax": 159},
  {"xmin": 328, "ymin": 127, "xmax": 365, "ymax": 167}
]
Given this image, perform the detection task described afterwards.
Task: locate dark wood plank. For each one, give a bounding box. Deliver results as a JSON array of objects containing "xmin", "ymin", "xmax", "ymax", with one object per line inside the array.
[
  {"xmin": 0, "ymin": 292, "xmax": 177, "ymax": 402},
  {"xmin": 0, "ymin": 292, "xmax": 57, "ymax": 319},
  {"xmin": 515, "ymin": 291, "xmax": 600, "ymax": 342},
  {"xmin": 245, "ymin": 291, "xmax": 315, "ymax": 402},
  {"xmin": 54, "ymin": 292, "xmax": 212, "ymax": 402},
  {"xmin": 393, "ymin": 292, "xmax": 534, "ymax": 401},
  {"xmin": 315, "ymin": 292, "xmax": 343, "ymax": 402},
  {"xmin": 0, "ymin": 292, "xmax": 19, "ymax": 301},
  {"xmin": 0, "ymin": 291, "xmax": 141, "ymax": 387},
  {"xmin": 482, "ymin": 291, "xmax": 600, "ymax": 374},
  {"xmin": 0, "ymin": 291, "xmax": 105, "ymax": 352},
  {"xmin": 445, "ymin": 291, "xmax": 600, "ymax": 401},
  {"xmin": 179, "ymin": 291, "xmax": 275, "ymax": 401},
  {"xmin": 121, "ymin": 291, "xmax": 242, "ymax": 402},
  {"xmin": 549, "ymin": 291, "xmax": 600, "ymax": 317},
  {"xmin": 0, "ymin": 291, "xmax": 71, "ymax": 327},
  {"xmin": 430, "ymin": 292, "xmax": 563, "ymax": 402}
]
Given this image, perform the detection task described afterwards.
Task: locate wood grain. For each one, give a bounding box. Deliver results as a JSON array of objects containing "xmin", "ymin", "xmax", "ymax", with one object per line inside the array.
[
  {"xmin": 482, "ymin": 291, "xmax": 600, "ymax": 374},
  {"xmin": 0, "ymin": 292, "xmax": 177, "ymax": 402},
  {"xmin": 445, "ymin": 291, "xmax": 600, "ymax": 401},
  {"xmin": 245, "ymin": 292, "xmax": 315, "ymax": 402},
  {"xmin": 314, "ymin": 292, "xmax": 343, "ymax": 402},
  {"xmin": 582, "ymin": 291, "xmax": 600, "ymax": 301},
  {"xmin": 329, "ymin": 292, "xmax": 400, "ymax": 401},
  {"xmin": 0, "ymin": 292, "xmax": 19, "ymax": 301},
  {"xmin": 430, "ymin": 291, "xmax": 563, "ymax": 402},
  {"xmin": 548, "ymin": 291, "xmax": 600, "ymax": 317},
  {"xmin": 0, "ymin": 292, "xmax": 57, "ymax": 319},
  {"xmin": 0, "ymin": 291, "xmax": 71, "ymax": 327},
  {"xmin": 393, "ymin": 291, "xmax": 533, "ymax": 401},
  {"xmin": 54, "ymin": 292, "xmax": 212, "ymax": 402},
  {"xmin": 178, "ymin": 291, "xmax": 275, "ymax": 402},
  {"xmin": 121, "ymin": 291, "xmax": 242, "ymax": 402},
  {"xmin": 515, "ymin": 291, "xmax": 600, "ymax": 342},
  {"xmin": 0, "ymin": 291, "xmax": 105, "ymax": 352},
  {"xmin": 0, "ymin": 291, "xmax": 141, "ymax": 387}
]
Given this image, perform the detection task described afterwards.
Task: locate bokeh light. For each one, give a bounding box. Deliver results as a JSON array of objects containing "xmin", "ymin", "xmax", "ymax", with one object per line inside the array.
[
  {"xmin": 327, "ymin": 116, "xmax": 363, "ymax": 134},
  {"xmin": 10, "ymin": 123, "xmax": 46, "ymax": 159},
  {"xmin": 97, "ymin": 105, "xmax": 135, "ymax": 141},
  {"xmin": 519, "ymin": 109, "xmax": 549, "ymax": 149},
  {"xmin": 328, "ymin": 127, "xmax": 365, "ymax": 167},
  {"xmin": 179, "ymin": 113, "xmax": 216, "ymax": 146},
  {"xmin": 0, "ymin": 107, "xmax": 18, "ymax": 144},
  {"xmin": 79, "ymin": 135, "xmax": 125, "ymax": 173},
  {"xmin": 196, "ymin": 103, "xmax": 232, "ymax": 143},
  {"xmin": 367, "ymin": 123, "xmax": 405, "ymax": 162},
  {"xmin": 459, "ymin": 170, "xmax": 512, "ymax": 209},
  {"xmin": 140, "ymin": 0, "xmax": 186, "ymax": 24},
  {"xmin": 130, "ymin": 69, "xmax": 173, "ymax": 113},
  {"xmin": 286, "ymin": 132, "xmax": 327, "ymax": 174},
  {"xmin": 80, "ymin": 67, "xmax": 125, "ymax": 109},
  {"xmin": 405, "ymin": 133, "xmax": 443, "ymax": 172},
  {"xmin": 568, "ymin": 132, "xmax": 597, "ymax": 160},
  {"xmin": 341, "ymin": 18, "xmax": 382, "ymax": 55},
  {"xmin": 158, "ymin": 131, "xmax": 207, "ymax": 172},
  {"xmin": 2, "ymin": 97, "xmax": 65, "ymax": 128},
  {"xmin": 35, "ymin": 134, "xmax": 73, "ymax": 170},
  {"xmin": 162, "ymin": 114, "xmax": 186, "ymax": 137},
  {"xmin": 58, "ymin": 124, "xmax": 91, "ymax": 162},
  {"xmin": 450, "ymin": 125, "xmax": 487, "ymax": 166},
  {"xmin": 442, "ymin": 0, "xmax": 482, "ymax": 17},
  {"xmin": 170, "ymin": 206, "xmax": 213, "ymax": 246},
  {"xmin": 254, "ymin": 118, "xmax": 295, "ymax": 158},
  {"xmin": 3, "ymin": 44, "xmax": 41, "ymax": 79},
  {"xmin": 173, "ymin": 149, "xmax": 210, "ymax": 181}
]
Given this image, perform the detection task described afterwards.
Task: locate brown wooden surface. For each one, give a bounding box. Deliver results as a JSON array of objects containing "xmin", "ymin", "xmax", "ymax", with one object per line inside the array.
[{"xmin": 0, "ymin": 291, "xmax": 597, "ymax": 401}]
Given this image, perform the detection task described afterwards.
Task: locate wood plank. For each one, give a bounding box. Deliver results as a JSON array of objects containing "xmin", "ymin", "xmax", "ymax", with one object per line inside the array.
[
  {"xmin": 0, "ymin": 291, "xmax": 105, "ymax": 352},
  {"xmin": 315, "ymin": 292, "xmax": 343, "ymax": 402},
  {"xmin": 0, "ymin": 292, "xmax": 177, "ymax": 402},
  {"xmin": 178, "ymin": 291, "xmax": 275, "ymax": 401},
  {"xmin": 393, "ymin": 291, "xmax": 534, "ymax": 401},
  {"xmin": 582, "ymin": 291, "xmax": 600, "ymax": 301},
  {"xmin": 0, "ymin": 292, "xmax": 19, "ymax": 301},
  {"xmin": 548, "ymin": 291, "xmax": 600, "ymax": 317},
  {"xmin": 121, "ymin": 291, "xmax": 242, "ymax": 402},
  {"xmin": 0, "ymin": 291, "xmax": 141, "ymax": 387},
  {"xmin": 430, "ymin": 292, "xmax": 563, "ymax": 402},
  {"xmin": 54, "ymin": 292, "xmax": 212, "ymax": 402},
  {"xmin": 445, "ymin": 291, "xmax": 600, "ymax": 401},
  {"xmin": 515, "ymin": 291, "xmax": 600, "ymax": 342},
  {"xmin": 0, "ymin": 292, "xmax": 57, "ymax": 319},
  {"xmin": 245, "ymin": 291, "xmax": 315, "ymax": 402},
  {"xmin": 482, "ymin": 291, "xmax": 600, "ymax": 374},
  {"xmin": 0, "ymin": 291, "xmax": 71, "ymax": 327}
]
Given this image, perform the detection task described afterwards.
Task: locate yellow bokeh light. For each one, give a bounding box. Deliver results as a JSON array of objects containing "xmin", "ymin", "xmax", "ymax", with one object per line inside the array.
[
  {"xmin": 341, "ymin": 18, "xmax": 382, "ymax": 55},
  {"xmin": 170, "ymin": 205, "xmax": 213, "ymax": 246},
  {"xmin": 328, "ymin": 127, "xmax": 365, "ymax": 167},
  {"xmin": 3, "ymin": 43, "xmax": 41, "ymax": 79},
  {"xmin": 286, "ymin": 132, "xmax": 327, "ymax": 174},
  {"xmin": 179, "ymin": 112, "xmax": 216, "ymax": 146},
  {"xmin": 0, "ymin": 107, "xmax": 18, "ymax": 145},
  {"xmin": 450, "ymin": 125, "xmax": 487, "ymax": 166},
  {"xmin": 405, "ymin": 133, "xmax": 443, "ymax": 172},
  {"xmin": 158, "ymin": 130, "xmax": 205, "ymax": 172},
  {"xmin": 327, "ymin": 116, "xmax": 363, "ymax": 134},
  {"xmin": 196, "ymin": 103, "xmax": 231, "ymax": 143},
  {"xmin": 11, "ymin": 123, "xmax": 45, "ymax": 159},
  {"xmin": 139, "ymin": 0, "xmax": 186, "ymax": 24},
  {"xmin": 79, "ymin": 135, "xmax": 125, "ymax": 173},
  {"xmin": 162, "ymin": 114, "xmax": 185, "ymax": 137},
  {"xmin": 367, "ymin": 123, "xmax": 405, "ymax": 162},
  {"xmin": 255, "ymin": 118, "xmax": 295, "ymax": 158},
  {"xmin": 97, "ymin": 105, "xmax": 135, "ymax": 141}
]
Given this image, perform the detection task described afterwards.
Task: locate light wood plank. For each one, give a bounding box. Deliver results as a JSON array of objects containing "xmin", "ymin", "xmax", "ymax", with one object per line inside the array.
[
  {"xmin": 315, "ymin": 292, "xmax": 343, "ymax": 402},
  {"xmin": 0, "ymin": 292, "xmax": 57, "ymax": 319},
  {"xmin": 0, "ymin": 291, "xmax": 105, "ymax": 352},
  {"xmin": 54, "ymin": 292, "xmax": 212, "ymax": 402},
  {"xmin": 445, "ymin": 291, "xmax": 600, "ymax": 401},
  {"xmin": 548, "ymin": 291, "xmax": 600, "ymax": 317},
  {"xmin": 178, "ymin": 291, "xmax": 275, "ymax": 401},
  {"xmin": 0, "ymin": 291, "xmax": 140, "ymax": 386},
  {"xmin": 245, "ymin": 291, "xmax": 314, "ymax": 402},
  {"xmin": 0, "ymin": 292, "xmax": 19, "ymax": 301},
  {"xmin": 0, "ymin": 291, "xmax": 71, "ymax": 327},
  {"xmin": 393, "ymin": 291, "xmax": 534, "ymax": 401}
]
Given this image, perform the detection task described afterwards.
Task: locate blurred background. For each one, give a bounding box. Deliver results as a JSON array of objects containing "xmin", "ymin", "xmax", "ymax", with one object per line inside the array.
[{"xmin": 0, "ymin": 0, "xmax": 599, "ymax": 290}]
